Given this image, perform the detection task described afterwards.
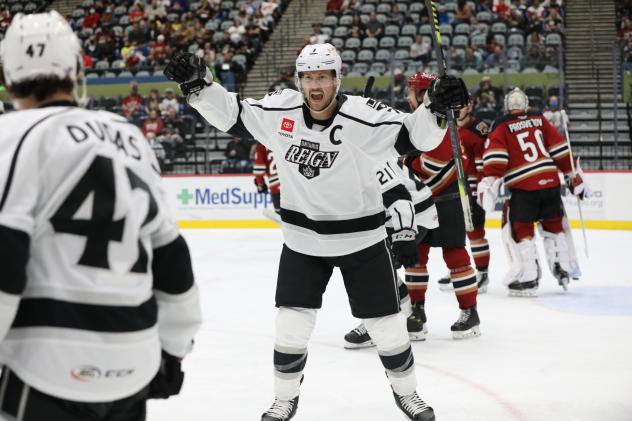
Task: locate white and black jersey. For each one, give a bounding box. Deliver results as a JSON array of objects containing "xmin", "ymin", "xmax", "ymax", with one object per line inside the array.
[
  {"xmin": 190, "ymin": 86, "xmax": 446, "ymax": 256},
  {"xmin": 0, "ymin": 102, "xmax": 202, "ymax": 402},
  {"xmin": 377, "ymin": 159, "xmax": 438, "ymax": 233}
]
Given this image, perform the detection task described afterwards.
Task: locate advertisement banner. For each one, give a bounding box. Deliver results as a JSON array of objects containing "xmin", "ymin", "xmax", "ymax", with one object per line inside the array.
[
  {"xmin": 163, "ymin": 173, "xmax": 632, "ymax": 230},
  {"xmin": 162, "ymin": 175, "xmax": 277, "ymax": 228}
]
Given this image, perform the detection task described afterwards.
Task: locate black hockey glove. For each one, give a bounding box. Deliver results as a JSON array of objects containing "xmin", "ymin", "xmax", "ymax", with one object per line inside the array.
[
  {"xmin": 148, "ymin": 351, "xmax": 185, "ymax": 399},
  {"xmin": 255, "ymin": 179, "xmax": 268, "ymax": 194},
  {"xmin": 425, "ymin": 75, "xmax": 469, "ymax": 119},
  {"xmin": 164, "ymin": 52, "xmax": 213, "ymax": 96},
  {"xmin": 391, "ymin": 229, "xmax": 419, "ymax": 268}
]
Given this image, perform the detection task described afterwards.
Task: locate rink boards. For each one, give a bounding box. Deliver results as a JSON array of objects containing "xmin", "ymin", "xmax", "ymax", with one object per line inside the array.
[{"xmin": 162, "ymin": 171, "xmax": 632, "ymax": 230}]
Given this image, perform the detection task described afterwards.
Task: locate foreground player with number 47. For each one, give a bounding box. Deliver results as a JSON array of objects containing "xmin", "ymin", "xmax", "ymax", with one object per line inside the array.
[
  {"xmin": 0, "ymin": 11, "xmax": 202, "ymax": 421},
  {"xmin": 165, "ymin": 43, "xmax": 468, "ymax": 421},
  {"xmin": 478, "ymin": 88, "xmax": 588, "ymax": 296}
]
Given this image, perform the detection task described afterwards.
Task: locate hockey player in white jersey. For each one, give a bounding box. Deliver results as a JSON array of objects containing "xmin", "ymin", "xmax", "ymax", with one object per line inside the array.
[
  {"xmin": 165, "ymin": 43, "xmax": 467, "ymax": 421},
  {"xmin": 0, "ymin": 12, "xmax": 202, "ymax": 421}
]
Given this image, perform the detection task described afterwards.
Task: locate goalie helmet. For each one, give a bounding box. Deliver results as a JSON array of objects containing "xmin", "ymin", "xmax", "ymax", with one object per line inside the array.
[
  {"xmin": 295, "ymin": 43, "xmax": 342, "ymax": 95},
  {"xmin": 0, "ymin": 11, "xmax": 82, "ymax": 86},
  {"xmin": 407, "ymin": 72, "xmax": 437, "ymax": 94},
  {"xmin": 504, "ymin": 87, "xmax": 529, "ymax": 113}
]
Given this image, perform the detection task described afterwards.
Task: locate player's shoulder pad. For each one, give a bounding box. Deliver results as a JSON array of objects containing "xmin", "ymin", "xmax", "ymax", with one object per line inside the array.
[
  {"xmin": 491, "ymin": 113, "xmax": 518, "ymax": 130},
  {"xmin": 340, "ymin": 94, "xmax": 405, "ymax": 125},
  {"xmin": 254, "ymin": 88, "xmax": 303, "ymax": 109},
  {"xmin": 466, "ymin": 118, "xmax": 490, "ymax": 138}
]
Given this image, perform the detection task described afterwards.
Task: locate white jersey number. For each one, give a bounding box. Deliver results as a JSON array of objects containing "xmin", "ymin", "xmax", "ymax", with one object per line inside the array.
[
  {"xmin": 516, "ymin": 129, "xmax": 549, "ymax": 163},
  {"xmin": 50, "ymin": 155, "xmax": 158, "ymax": 273}
]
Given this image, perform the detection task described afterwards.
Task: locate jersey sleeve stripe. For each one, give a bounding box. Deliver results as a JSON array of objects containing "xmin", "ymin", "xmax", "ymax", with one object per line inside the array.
[
  {"xmin": 382, "ymin": 184, "xmax": 412, "ymax": 208},
  {"xmin": 227, "ymin": 95, "xmax": 258, "ymax": 140},
  {"xmin": 0, "ymin": 109, "xmax": 74, "ymax": 212},
  {"xmin": 245, "ymin": 102, "xmax": 303, "ymax": 112},
  {"xmin": 338, "ymin": 111, "xmax": 403, "ymax": 128},
  {"xmin": 280, "ymin": 208, "xmax": 385, "ymax": 235},
  {"xmin": 11, "ymin": 297, "xmax": 157, "ymax": 332},
  {"xmin": 394, "ymin": 125, "xmax": 416, "ymax": 155}
]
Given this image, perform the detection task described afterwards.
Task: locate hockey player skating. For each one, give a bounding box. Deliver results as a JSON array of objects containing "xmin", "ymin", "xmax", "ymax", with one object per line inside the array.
[
  {"xmin": 478, "ymin": 88, "xmax": 588, "ymax": 296},
  {"xmin": 0, "ymin": 12, "xmax": 202, "ymax": 420},
  {"xmin": 344, "ymin": 159, "xmax": 439, "ymax": 348},
  {"xmin": 401, "ymin": 72, "xmax": 481, "ymax": 340},
  {"xmin": 253, "ymin": 142, "xmax": 281, "ymax": 223},
  {"xmin": 437, "ymin": 96, "xmax": 492, "ymax": 294},
  {"xmin": 165, "ymin": 43, "xmax": 468, "ymax": 421}
]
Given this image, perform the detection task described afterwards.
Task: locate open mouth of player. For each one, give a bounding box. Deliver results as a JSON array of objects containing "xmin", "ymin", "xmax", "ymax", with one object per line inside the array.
[{"xmin": 310, "ymin": 92, "xmax": 324, "ymax": 102}]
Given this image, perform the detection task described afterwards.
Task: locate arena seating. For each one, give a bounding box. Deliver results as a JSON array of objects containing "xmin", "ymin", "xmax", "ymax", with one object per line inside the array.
[{"xmin": 322, "ymin": 0, "xmax": 565, "ymax": 77}]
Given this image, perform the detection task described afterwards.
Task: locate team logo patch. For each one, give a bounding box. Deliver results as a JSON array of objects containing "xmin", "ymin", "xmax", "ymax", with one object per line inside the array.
[
  {"xmin": 285, "ymin": 139, "xmax": 339, "ymax": 179},
  {"xmin": 476, "ymin": 121, "xmax": 489, "ymax": 135},
  {"xmin": 281, "ymin": 118, "xmax": 295, "ymax": 133}
]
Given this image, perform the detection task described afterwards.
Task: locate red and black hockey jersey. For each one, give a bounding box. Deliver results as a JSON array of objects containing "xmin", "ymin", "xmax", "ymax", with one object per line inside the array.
[
  {"xmin": 253, "ymin": 143, "xmax": 280, "ymax": 194},
  {"xmin": 483, "ymin": 112, "xmax": 573, "ymax": 191},
  {"xmin": 459, "ymin": 118, "xmax": 488, "ymax": 194},
  {"xmin": 408, "ymin": 127, "xmax": 473, "ymax": 197}
]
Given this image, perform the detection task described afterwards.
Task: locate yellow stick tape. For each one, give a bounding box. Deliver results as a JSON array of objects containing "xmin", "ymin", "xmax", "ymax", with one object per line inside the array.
[{"xmin": 177, "ymin": 219, "xmax": 632, "ymax": 230}]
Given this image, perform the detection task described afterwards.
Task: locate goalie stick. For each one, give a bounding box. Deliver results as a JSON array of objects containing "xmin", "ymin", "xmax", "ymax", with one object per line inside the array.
[
  {"xmin": 560, "ymin": 109, "xmax": 589, "ymax": 258},
  {"xmin": 424, "ymin": 0, "xmax": 474, "ymax": 232}
]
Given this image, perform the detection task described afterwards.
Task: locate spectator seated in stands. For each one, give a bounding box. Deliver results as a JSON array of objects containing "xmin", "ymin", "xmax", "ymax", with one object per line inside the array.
[
  {"xmin": 159, "ymin": 122, "xmax": 186, "ymax": 160},
  {"xmin": 365, "ymin": 12, "xmax": 384, "ymax": 39},
  {"xmin": 410, "ymin": 35, "xmax": 431, "ymax": 64},
  {"xmin": 309, "ymin": 23, "xmax": 330, "ymax": 44},
  {"xmin": 145, "ymin": 88, "xmax": 161, "ymax": 114},
  {"xmin": 521, "ymin": 45, "xmax": 544, "ymax": 71},
  {"xmin": 543, "ymin": 96, "xmax": 565, "ymax": 135},
  {"xmin": 391, "ymin": 68, "xmax": 407, "ymax": 98},
  {"xmin": 223, "ymin": 137, "xmax": 253, "ymax": 173},
  {"xmin": 464, "ymin": 47, "xmax": 483, "ymax": 72},
  {"xmin": 268, "ymin": 67, "xmax": 297, "ymax": 92},
  {"xmin": 122, "ymin": 81, "xmax": 145, "ymax": 120},
  {"xmin": 214, "ymin": 51, "xmax": 244, "ymax": 93},
  {"xmin": 349, "ymin": 14, "xmax": 366, "ymax": 39},
  {"xmin": 326, "ymin": 0, "xmax": 343, "ymax": 16},
  {"xmin": 455, "ymin": 0, "xmax": 475, "ymax": 24},
  {"xmin": 143, "ymin": 109, "xmax": 165, "ymax": 138},
  {"xmin": 475, "ymin": 76, "xmax": 502, "ymax": 111},
  {"xmin": 159, "ymin": 88, "xmax": 180, "ymax": 120}
]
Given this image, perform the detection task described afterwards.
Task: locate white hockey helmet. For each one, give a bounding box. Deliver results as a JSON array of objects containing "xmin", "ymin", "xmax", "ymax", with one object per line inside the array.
[
  {"xmin": 504, "ymin": 87, "xmax": 529, "ymax": 113},
  {"xmin": 0, "ymin": 11, "xmax": 82, "ymax": 86},
  {"xmin": 295, "ymin": 43, "xmax": 342, "ymax": 95}
]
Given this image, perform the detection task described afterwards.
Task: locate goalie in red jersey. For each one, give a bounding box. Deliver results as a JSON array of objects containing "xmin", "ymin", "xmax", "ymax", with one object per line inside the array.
[{"xmin": 478, "ymin": 88, "xmax": 589, "ymax": 296}]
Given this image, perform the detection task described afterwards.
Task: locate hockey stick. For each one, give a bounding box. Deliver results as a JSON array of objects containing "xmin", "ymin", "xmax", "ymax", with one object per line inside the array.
[
  {"xmin": 560, "ymin": 109, "xmax": 589, "ymax": 258},
  {"xmin": 363, "ymin": 75, "xmax": 375, "ymax": 98},
  {"xmin": 423, "ymin": 0, "xmax": 474, "ymax": 232}
]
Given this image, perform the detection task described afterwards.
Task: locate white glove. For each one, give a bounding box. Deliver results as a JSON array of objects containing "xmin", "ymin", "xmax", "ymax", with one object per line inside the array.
[
  {"xmin": 477, "ymin": 176, "xmax": 502, "ymax": 212},
  {"xmin": 388, "ymin": 199, "xmax": 417, "ymax": 234}
]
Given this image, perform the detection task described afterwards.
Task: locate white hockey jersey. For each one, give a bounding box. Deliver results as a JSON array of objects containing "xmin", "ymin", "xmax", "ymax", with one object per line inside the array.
[
  {"xmin": 190, "ymin": 86, "xmax": 445, "ymax": 256},
  {"xmin": 0, "ymin": 103, "xmax": 202, "ymax": 402}
]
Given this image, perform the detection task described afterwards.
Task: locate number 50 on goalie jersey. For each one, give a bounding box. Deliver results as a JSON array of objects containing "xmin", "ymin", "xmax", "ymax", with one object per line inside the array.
[{"xmin": 0, "ymin": 104, "xmax": 201, "ymax": 403}]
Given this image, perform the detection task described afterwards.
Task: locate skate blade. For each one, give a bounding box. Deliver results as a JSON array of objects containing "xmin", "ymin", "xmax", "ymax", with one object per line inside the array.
[
  {"xmin": 508, "ymin": 289, "xmax": 538, "ymax": 297},
  {"xmin": 558, "ymin": 278, "xmax": 569, "ymax": 291},
  {"xmin": 344, "ymin": 340, "xmax": 375, "ymax": 350},
  {"xmin": 477, "ymin": 285, "xmax": 488, "ymax": 294},
  {"xmin": 438, "ymin": 284, "xmax": 454, "ymax": 292},
  {"xmin": 408, "ymin": 330, "xmax": 427, "ymax": 341},
  {"xmin": 452, "ymin": 325, "xmax": 481, "ymax": 340}
]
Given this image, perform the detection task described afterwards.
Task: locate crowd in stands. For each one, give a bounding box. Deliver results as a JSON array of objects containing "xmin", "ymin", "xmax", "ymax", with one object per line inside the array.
[
  {"xmin": 61, "ymin": 0, "xmax": 288, "ymax": 93},
  {"xmin": 617, "ymin": 0, "xmax": 632, "ymax": 65},
  {"xmin": 319, "ymin": 0, "xmax": 565, "ymax": 76}
]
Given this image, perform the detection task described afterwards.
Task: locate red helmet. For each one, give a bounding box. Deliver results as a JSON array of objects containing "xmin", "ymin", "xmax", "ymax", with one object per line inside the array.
[{"xmin": 407, "ymin": 72, "xmax": 438, "ymax": 93}]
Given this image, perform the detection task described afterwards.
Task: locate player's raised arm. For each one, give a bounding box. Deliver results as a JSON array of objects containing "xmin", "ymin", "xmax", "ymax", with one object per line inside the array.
[{"xmin": 164, "ymin": 52, "xmax": 286, "ymax": 148}]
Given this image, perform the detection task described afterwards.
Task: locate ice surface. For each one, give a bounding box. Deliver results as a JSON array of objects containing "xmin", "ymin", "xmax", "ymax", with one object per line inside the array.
[{"xmin": 148, "ymin": 228, "xmax": 632, "ymax": 421}]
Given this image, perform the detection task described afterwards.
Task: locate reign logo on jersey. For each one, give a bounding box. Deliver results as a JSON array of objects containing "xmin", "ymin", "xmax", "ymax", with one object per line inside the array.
[{"xmin": 285, "ymin": 139, "xmax": 339, "ymax": 179}]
